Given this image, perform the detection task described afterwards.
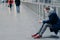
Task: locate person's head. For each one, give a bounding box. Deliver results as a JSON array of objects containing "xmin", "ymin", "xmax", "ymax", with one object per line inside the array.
[
  {"xmin": 45, "ymin": 6, "xmax": 50, "ymax": 11},
  {"xmin": 44, "ymin": 6, "xmax": 53, "ymax": 16},
  {"xmin": 44, "ymin": 6, "xmax": 50, "ymax": 14},
  {"xmin": 44, "ymin": 6, "xmax": 55, "ymax": 16}
]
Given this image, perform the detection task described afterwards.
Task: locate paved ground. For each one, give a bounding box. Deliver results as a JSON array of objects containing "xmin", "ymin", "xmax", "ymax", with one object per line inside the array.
[{"xmin": 0, "ymin": 3, "xmax": 60, "ymax": 40}]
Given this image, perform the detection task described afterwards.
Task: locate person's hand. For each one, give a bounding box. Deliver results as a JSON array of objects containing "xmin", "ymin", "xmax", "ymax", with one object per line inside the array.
[{"xmin": 38, "ymin": 19, "xmax": 43, "ymax": 23}]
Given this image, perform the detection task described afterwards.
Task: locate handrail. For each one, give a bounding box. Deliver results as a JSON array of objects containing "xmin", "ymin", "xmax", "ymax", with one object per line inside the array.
[{"xmin": 21, "ymin": 1, "xmax": 60, "ymax": 7}]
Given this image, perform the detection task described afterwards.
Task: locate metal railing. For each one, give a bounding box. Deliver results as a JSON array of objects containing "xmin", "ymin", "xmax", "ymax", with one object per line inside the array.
[{"xmin": 21, "ymin": 0, "xmax": 60, "ymax": 19}]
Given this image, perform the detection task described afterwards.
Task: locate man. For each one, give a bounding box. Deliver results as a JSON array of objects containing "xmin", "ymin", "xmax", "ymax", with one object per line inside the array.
[
  {"xmin": 32, "ymin": 6, "xmax": 59, "ymax": 39},
  {"xmin": 15, "ymin": 0, "xmax": 20, "ymax": 13}
]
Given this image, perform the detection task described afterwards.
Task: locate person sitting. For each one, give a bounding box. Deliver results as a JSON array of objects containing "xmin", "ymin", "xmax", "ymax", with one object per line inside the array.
[{"xmin": 32, "ymin": 6, "xmax": 60, "ymax": 39}]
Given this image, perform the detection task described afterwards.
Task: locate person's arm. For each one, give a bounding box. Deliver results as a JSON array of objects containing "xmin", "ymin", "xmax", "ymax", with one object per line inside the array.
[{"xmin": 43, "ymin": 20, "xmax": 50, "ymax": 24}]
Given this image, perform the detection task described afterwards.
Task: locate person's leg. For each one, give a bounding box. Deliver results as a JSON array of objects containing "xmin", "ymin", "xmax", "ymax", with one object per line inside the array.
[
  {"xmin": 37, "ymin": 23, "xmax": 45, "ymax": 34},
  {"xmin": 34, "ymin": 23, "xmax": 52, "ymax": 38},
  {"xmin": 16, "ymin": 6, "xmax": 18, "ymax": 12},
  {"xmin": 16, "ymin": 6, "xmax": 20, "ymax": 13},
  {"xmin": 32, "ymin": 23, "xmax": 44, "ymax": 37},
  {"xmin": 39, "ymin": 24, "xmax": 52, "ymax": 35},
  {"xmin": 18, "ymin": 6, "xmax": 20, "ymax": 13},
  {"xmin": 10, "ymin": 4, "xmax": 12, "ymax": 10}
]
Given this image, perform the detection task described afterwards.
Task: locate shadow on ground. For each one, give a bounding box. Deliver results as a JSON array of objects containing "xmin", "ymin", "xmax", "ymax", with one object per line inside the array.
[{"xmin": 41, "ymin": 35, "xmax": 60, "ymax": 39}]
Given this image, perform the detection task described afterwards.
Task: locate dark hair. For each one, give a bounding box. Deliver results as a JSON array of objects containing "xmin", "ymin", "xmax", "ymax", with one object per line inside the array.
[{"xmin": 46, "ymin": 7, "xmax": 50, "ymax": 10}]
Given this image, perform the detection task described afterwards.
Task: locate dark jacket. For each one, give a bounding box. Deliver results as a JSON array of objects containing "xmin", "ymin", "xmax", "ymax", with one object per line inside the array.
[
  {"xmin": 43, "ymin": 12, "xmax": 59, "ymax": 25},
  {"xmin": 15, "ymin": 0, "xmax": 20, "ymax": 6},
  {"xmin": 50, "ymin": 19, "xmax": 60, "ymax": 34},
  {"xmin": 43, "ymin": 12, "xmax": 60, "ymax": 34}
]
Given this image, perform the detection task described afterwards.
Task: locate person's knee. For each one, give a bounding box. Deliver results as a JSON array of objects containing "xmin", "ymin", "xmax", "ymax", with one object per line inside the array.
[
  {"xmin": 43, "ymin": 23, "xmax": 48, "ymax": 27},
  {"xmin": 44, "ymin": 23, "xmax": 52, "ymax": 27}
]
